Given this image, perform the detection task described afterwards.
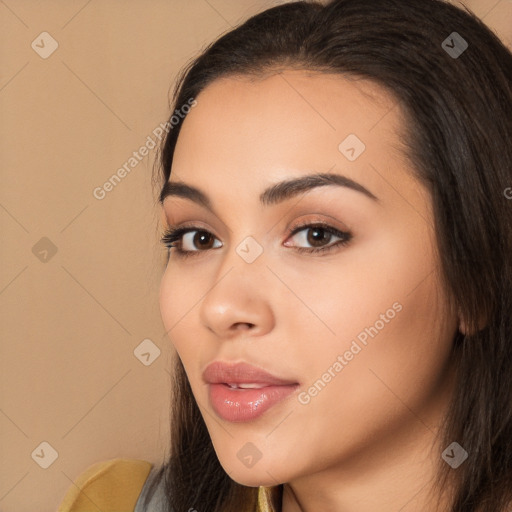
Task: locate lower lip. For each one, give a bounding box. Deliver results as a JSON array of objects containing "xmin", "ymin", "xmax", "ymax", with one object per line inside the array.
[{"xmin": 208, "ymin": 383, "xmax": 298, "ymax": 422}]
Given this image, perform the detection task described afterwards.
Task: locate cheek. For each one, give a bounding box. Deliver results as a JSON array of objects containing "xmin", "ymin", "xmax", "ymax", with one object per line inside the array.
[
  {"xmin": 294, "ymin": 248, "xmax": 453, "ymax": 432},
  {"xmin": 276, "ymin": 222, "xmax": 437, "ymax": 346},
  {"xmin": 295, "ymin": 283, "xmax": 454, "ymax": 452},
  {"xmin": 287, "ymin": 224, "xmax": 453, "ymax": 402},
  {"xmin": 159, "ymin": 264, "xmax": 212, "ymax": 369}
]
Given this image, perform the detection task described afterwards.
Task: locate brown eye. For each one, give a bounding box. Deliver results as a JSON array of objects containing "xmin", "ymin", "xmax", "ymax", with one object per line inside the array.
[
  {"xmin": 161, "ymin": 222, "xmax": 351, "ymax": 259},
  {"xmin": 305, "ymin": 227, "xmax": 333, "ymax": 247},
  {"xmin": 286, "ymin": 223, "xmax": 351, "ymax": 254},
  {"xmin": 182, "ymin": 230, "xmax": 219, "ymax": 251},
  {"xmin": 160, "ymin": 226, "xmax": 223, "ymax": 258}
]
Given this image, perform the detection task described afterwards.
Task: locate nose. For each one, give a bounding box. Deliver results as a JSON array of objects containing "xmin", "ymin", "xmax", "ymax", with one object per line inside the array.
[{"xmin": 199, "ymin": 249, "xmax": 275, "ymax": 340}]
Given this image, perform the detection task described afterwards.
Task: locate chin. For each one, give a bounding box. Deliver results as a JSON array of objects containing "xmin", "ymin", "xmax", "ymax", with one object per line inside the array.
[
  {"xmin": 225, "ymin": 466, "xmax": 282, "ymax": 488},
  {"xmin": 218, "ymin": 448, "xmax": 295, "ymax": 487}
]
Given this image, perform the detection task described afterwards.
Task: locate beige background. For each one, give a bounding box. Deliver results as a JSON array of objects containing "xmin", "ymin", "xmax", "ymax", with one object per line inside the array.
[{"xmin": 0, "ymin": 1, "xmax": 510, "ymax": 511}]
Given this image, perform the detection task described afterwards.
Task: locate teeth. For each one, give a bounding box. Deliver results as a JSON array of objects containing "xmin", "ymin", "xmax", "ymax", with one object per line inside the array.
[{"xmin": 226, "ymin": 383, "xmax": 267, "ymax": 389}]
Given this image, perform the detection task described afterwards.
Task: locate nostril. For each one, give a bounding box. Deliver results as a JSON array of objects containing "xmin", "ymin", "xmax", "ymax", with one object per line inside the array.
[{"xmin": 234, "ymin": 322, "xmax": 254, "ymax": 330}]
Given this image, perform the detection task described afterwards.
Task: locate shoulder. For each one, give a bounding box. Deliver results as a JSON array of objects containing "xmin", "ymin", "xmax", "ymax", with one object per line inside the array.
[{"xmin": 58, "ymin": 458, "xmax": 153, "ymax": 512}]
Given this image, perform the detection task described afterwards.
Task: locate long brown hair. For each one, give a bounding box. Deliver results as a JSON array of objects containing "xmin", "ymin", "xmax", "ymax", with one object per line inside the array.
[{"xmin": 145, "ymin": 0, "xmax": 512, "ymax": 510}]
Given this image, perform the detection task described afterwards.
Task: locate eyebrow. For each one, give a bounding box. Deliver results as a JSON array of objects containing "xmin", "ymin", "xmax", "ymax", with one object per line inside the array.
[{"xmin": 159, "ymin": 172, "xmax": 378, "ymax": 211}]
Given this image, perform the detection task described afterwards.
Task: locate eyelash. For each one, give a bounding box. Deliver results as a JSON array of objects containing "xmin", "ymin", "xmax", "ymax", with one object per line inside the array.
[{"xmin": 160, "ymin": 221, "xmax": 352, "ymax": 259}]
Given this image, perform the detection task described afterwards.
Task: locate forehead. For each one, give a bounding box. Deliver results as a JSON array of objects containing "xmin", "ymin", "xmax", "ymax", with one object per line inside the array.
[
  {"xmin": 185, "ymin": 69, "xmax": 399, "ymax": 131},
  {"xmin": 174, "ymin": 70, "xmax": 403, "ymax": 160},
  {"xmin": 170, "ymin": 70, "xmax": 417, "ymax": 210}
]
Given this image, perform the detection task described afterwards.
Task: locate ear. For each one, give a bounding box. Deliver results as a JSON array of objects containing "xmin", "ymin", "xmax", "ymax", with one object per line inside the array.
[
  {"xmin": 458, "ymin": 315, "xmax": 469, "ymax": 335},
  {"xmin": 458, "ymin": 309, "xmax": 487, "ymax": 335}
]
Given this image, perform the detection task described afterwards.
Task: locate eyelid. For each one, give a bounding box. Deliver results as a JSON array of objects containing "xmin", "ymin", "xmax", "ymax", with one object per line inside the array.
[
  {"xmin": 165, "ymin": 219, "xmax": 216, "ymax": 235},
  {"xmin": 285, "ymin": 212, "xmax": 352, "ymax": 234}
]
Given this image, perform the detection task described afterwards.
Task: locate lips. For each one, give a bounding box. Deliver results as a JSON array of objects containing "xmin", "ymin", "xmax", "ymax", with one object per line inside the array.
[
  {"xmin": 202, "ymin": 361, "xmax": 298, "ymax": 386},
  {"xmin": 202, "ymin": 361, "xmax": 300, "ymax": 422}
]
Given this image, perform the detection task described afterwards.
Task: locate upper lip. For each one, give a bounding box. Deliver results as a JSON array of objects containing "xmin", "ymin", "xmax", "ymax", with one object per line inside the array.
[{"xmin": 202, "ymin": 361, "xmax": 299, "ymax": 386}]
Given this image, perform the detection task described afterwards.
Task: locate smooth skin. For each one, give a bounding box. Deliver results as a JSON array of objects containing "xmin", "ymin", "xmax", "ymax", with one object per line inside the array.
[{"xmin": 159, "ymin": 70, "xmax": 461, "ymax": 512}]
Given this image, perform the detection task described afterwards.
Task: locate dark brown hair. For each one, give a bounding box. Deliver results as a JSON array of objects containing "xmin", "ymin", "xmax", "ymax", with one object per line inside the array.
[{"xmin": 145, "ymin": 0, "xmax": 512, "ymax": 510}]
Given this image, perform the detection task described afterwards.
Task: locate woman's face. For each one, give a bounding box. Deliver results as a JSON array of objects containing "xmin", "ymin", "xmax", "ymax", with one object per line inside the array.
[{"xmin": 159, "ymin": 70, "xmax": 458, "ymax": 487}]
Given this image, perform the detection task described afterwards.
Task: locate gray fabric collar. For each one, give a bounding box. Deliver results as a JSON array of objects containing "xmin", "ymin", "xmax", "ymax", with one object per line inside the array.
[{"xmin": 134, "ymin": 467, "xmax": 168, "ymax": 512}]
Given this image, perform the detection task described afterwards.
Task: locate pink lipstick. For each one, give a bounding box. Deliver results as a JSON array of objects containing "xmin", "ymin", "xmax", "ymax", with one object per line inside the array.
[{"xmin": 202, "ymin": 361, "xmax": 299, "ymax": 422}]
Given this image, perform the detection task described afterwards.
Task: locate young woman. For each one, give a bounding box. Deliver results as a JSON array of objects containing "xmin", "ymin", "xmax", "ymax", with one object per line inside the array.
[
  {"xmin": 59, "ymin": 0, "xmax": 512, "ymax": 510},
  {"xmin": 150, "ymin": 0, "xmax": 512, "ymax": 510}
]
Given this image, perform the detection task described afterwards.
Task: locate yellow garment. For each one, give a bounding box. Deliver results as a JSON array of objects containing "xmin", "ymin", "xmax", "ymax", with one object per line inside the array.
[
  {"xmin": 58, "ymin": 458, "xmax": 277, "ymax": 512},
  {"xmin": 57, "ymin": 459, "xmax": 153, "ymax": 512}
]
